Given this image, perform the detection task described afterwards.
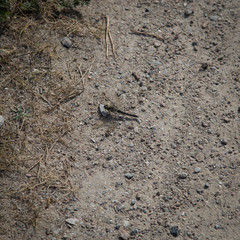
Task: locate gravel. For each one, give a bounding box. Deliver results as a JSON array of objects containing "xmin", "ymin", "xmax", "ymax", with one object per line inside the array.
[
  {"xmin": 184, "ymin": 9, "xmax": 193, "ymax": 17},
  {"xmin": 119, "ymin": 228, "xmax": 130, "ymax": 240},
  {"xmin": 209, "ymin": 15, "xmax": 220, "ymax": 21},
  {"xmin": 178, "ymin": 172, "xmax": 188, "ymax": 179},
  {"xmin": 220, "ymin": 139, "xmax": 228, "ymax": 145},
  {"xmin": 194, "ymin": 167, "xmax": 201, "ymax": 173},
  {"xmin": 61, "ymin": 37, "xmax": 72, "ymax": 48},
  {"xmin": 123, "ymin": 220, "xmax": 130, "ymax": 228},
  {"xmin": 65, "ymin": 218, "xmax": 79, "ymax": 225},
  {"xmin": 170, "ymin": 226, "xmax": 180, "ymax": 237},
  {"xmin": 124, "ymin": 173, "xmax": 134, "ymax": 179},
  {"xmin": 130, "ymin": 228, "xmax": 138, "ymax": 236},
  {"xmin": 204, "ymin": 182, "xmax": 209, "ymax": 189}
]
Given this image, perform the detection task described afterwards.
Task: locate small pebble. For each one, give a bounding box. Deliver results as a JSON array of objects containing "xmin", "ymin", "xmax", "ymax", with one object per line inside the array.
[
  {"xmin": 123, "ymin": 220, "xmax": 130, "ymax": 228},
  {"xmin": 202, "ymin": 21, "xmax": 209, "ymax": 29},
  {"xmin": 115, "ymin": 224, "xmax": 121, "ymax": 230},
  {"xmin": 220, "ymin": 139, "xmax": 227, "ymax": 145},
  {"xmin": 160, "ymin": 103, "xmax": 165, "ymax": 107},
  {"xmin": 119, "ymin": 228, "xmax": 130, "ymax": 240},
  {"xmin": 130, "ymin": 228, "xmax": 138, "ymax": 236},
  {"xmin": 171, "ymin": 143, "xmax": 177, "ymax": 149},
  {"xmin": 209, "ymin": 15, "xmax": 220, "ymax": 21},
  {"xmin": 215, "ymin": 224, "xmax": 221, "ymax": 229},
  {"xmin": 154, "ymin": 42, "xmax": 161, "ymax": 48},
  {"xmin": 170, "ymin": 226, "xmax": 180, "ymax": 237},
  {"xmin": 194, "ymin": 167, "xmax": 201, "ymax": 173},
  {"xmin": 130, "ymin": 200, "xmax": 136, "ymax": 206},
  {"xmin": 196, "ymin": 187, "xmax": 203, "ymax": 194},
  {"xmin": 198, "ymin": 145, "xmax": 204, "ymax": 150},
  {"xmin": 178, "ymin": 172, "xmax": 188, "ymax": 179},
  {"xmin": 199, "ymin": 63, "xmax": 208, "ymax": 71},
  {"xmin": 99, "ymin": 104, "xmax": 108, "ymax": 117},
  {"xmin": 124, "ymin": 173, "xmax": 134, "ymax": 179},
  {"xmin": 128, "ymin": 143, "xmax": 134, "ymax": 148},
  {"xmin": 223, "ymin": 117, "xmax": 230, "ymax": 123},
  {"xmin": 61, "ymin": 37, "xmax": 72, "ymax": 48},
  {"xmin": 106, "ymin": 155, "xmax": 113, "ymax": 161},
  {"xmin": 202, "ymin": 122, "xmax": 208, "ymax": 127},
  {"xmin": 65, "ymin": 218, "xmax": 79, "ymax": 225},
  {"xmin": 204, "ymin": 183, "xmax": 209, "ymax": 189},
  {"xmin": 184, "ymin": 9, "xmax": 193, "ymax": 17},
  {"xmin": 116, "ymin": 204, "xmax": 124, "ymax": 211},
  {"xmin": 0, "ymin": 115, "xmax": 4, "ymax": 127},
  {"xmin": 136, "ymin": 193, "xmax": 141, "ymax": 201}
]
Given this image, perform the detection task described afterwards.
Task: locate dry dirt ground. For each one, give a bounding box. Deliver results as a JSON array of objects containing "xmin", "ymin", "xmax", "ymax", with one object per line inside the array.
[{"xmin": 0, "ymin": 0, "xmax": 240, "ymax": 239}]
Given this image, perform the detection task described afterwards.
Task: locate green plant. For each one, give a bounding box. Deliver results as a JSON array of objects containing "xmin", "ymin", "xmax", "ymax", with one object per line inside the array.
[
  {"xmin": 0, "ymin": 0, "xmax": 10, "ymax": 22},
  {"xmin": 20, "ymin": 0, "xmax": 40, "ymax": 12},
  {"xmin": 0, "ymin": 0, "xmax": 91, "ymax": 23},
  {"xmin": 58, "ymin": 0, "xmax": 91, "ymax": 8},
  {"xmin": 11, "ymin": 106, "xmax": 32, "ymax": 122}
]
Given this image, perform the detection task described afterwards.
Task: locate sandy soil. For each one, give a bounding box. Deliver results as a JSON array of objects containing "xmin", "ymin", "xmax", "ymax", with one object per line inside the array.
[{"xmin": 0, "ymin": 0, "xmax": 239, "ymax": 239}]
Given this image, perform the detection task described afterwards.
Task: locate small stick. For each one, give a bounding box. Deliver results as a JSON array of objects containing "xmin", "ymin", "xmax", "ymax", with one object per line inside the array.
[
  {"xmin": 108, "ymin": 31, "xmax": 116, "ymax": 59},
  {"xmin": 131, "ymin": 28, "xmax": 164, "ymax": 41},
  {"xmin": 77, "ymin": 64, "xmax": 93, "ymax": 84},
  {"xmin": 35, "ymin": 92, "xmax": 52, "ymax": 106},
  {"xmin": 78, "ymin": 64, "xmax": 83, "ymax": 78},
  {"xmin": 19, "ymin": 118, "xmax": 26, "ymax": 131},
  {"xmin": 28, "ymin": 161, "xmax": 40, "ymax": 172},
  {"xmin": 105, "ymin": 16, "xmax": 110, "ymax": 58},
  {"xmin": 66, "ymin": 62, "xmax": 73, "ymax": 80}
]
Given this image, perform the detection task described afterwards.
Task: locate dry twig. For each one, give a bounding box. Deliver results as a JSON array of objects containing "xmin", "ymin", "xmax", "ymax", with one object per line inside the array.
[
  {"xmin": 108, "ymin": 31, "xmax": 116, "ymax": 59},
  {"xmin": 105, "ymin": 16, "xmax": 110, "ymax": 58},
  {"xmin": 105, "ymin": 15, "xmax": 115, "ymax": 59},
  {"xmin": 131, "ymin": 28, "xmax": 164, "ymax": 41}
]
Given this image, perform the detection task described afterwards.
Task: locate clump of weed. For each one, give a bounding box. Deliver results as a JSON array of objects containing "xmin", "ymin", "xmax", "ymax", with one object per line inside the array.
[
  {"xmin": 0, "ymin": 0, "xmax": 95, "ymax": 235},
  {"xmin": 0, "ymin": 0, "xmax": 91, "ymax": 23},
  {"xmin": 0, "ymin": 0, "xmax": 10, "ymax": 22},
  {"xmin": 11, "ymin": 106, "xmax": 32, "ymax": 123}
]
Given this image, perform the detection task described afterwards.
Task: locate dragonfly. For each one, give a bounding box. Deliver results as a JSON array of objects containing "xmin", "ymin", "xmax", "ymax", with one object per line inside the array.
[
  {"xmin": 99, "ymin": 104, "xmax": 138, "ymax": 118},
  {"xmin": 96, "ymin": 92, "xmax": 139, "ymax": 136}
]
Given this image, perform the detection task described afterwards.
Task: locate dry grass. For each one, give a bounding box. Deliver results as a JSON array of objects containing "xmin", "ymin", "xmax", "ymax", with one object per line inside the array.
[{"xmin": 0, "ymin": 7, "xmax": 99, "ymax": 232}]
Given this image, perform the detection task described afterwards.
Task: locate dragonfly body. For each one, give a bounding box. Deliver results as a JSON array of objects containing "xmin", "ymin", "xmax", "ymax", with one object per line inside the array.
[{"xmin": 104, "ymin": 104, "xmax": 138, "ymax": 118}]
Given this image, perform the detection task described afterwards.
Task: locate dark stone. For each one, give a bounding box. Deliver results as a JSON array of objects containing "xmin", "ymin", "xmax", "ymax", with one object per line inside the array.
[
  {"xmin": 130, "ymin": 229, "xmax": 139, "ymax": 236},
  {"xmin": 199, "ymin": 63, "xmax": 208, "ymax": 71},
  {"xmin": 115, "ymin": 224, "xmax": 121, "ymax": 230},
  {"xmin": 170, "ymin": 226, "xmax": 180, "ymax": 237},
  {"xmin": 215, "ymin": 224, "xmax": 221, "ymax": 229},
  {"xmin": 184, "ymin": 9, "xmax": 193, "ymax": 18},
  {"xmin": 196, "ymin": 187, "xmax": 203, "ymax": 194},
  {"xmin": 204, "ymin": 183, "xmax": 209, "ymax": 189},
  {"xmin": 220, "ymin": 139, "xmax": 227, "ymax": 145},
  {"xmin": 106, "ymin": 155, "xmax": 113, "ymax": 161},
  {"xmin": 178, "ymin": 172, "xmax": 188, "ymax": 179},
  {"xmin": 130, "ymin": 200, "xmax": 136, "ymax": 206}
]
